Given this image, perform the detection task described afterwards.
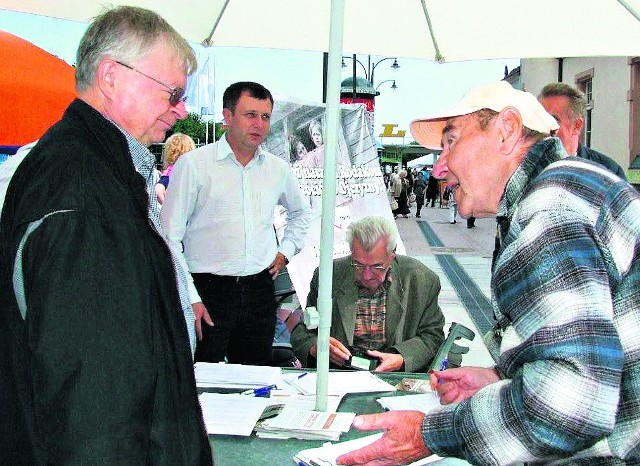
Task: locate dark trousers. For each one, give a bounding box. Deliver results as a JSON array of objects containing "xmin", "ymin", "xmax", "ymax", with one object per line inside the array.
[
  {"xmin": 415, "ymin": 194, "xmax": 425, "ymax": 216},
  {"xmin": 192, "ymin": 270, "xmax": 277, "ymax": 365}
]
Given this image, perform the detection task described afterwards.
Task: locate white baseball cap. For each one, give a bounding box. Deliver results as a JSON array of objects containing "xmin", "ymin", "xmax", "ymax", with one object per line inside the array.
[{"xmin": 410, "ymin": 81, "xmax": 559, "ymax": 150}]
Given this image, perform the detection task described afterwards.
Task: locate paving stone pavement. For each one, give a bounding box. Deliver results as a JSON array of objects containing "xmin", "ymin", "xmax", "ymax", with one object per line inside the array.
[{"xmin": 395, "ymin": 202, "xmax": 497, "ymax": 368}]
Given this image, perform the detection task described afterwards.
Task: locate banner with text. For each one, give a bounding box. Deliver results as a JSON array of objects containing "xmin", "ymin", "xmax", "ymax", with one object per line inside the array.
[{"xmin": 264, "ymin": 95, "xmax": 405, "ymax": 309}]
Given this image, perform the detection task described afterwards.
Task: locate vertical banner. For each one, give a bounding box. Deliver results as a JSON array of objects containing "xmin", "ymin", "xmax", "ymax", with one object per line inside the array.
[{"xmin": 264, "ymin": 95, "xmax": 405, "ymax": 309}]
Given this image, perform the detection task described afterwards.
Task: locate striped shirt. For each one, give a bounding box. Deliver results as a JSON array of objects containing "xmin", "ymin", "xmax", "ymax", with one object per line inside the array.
[
  {"xmin": 423, "ymin": 138, "xmax": 640, "ymax": 465},
  {"xmin": 118, "ymin": 129, "xmax": 196, "ymax": 354}
]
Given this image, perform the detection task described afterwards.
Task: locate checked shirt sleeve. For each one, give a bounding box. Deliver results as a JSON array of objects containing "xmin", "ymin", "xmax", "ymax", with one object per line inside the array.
[{"xmin": 422, "ymin": 185, "xmax": 632, "ymax": 465}]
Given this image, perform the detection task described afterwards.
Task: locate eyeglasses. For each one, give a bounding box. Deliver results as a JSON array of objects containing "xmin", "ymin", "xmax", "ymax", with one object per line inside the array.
[
  {"xmin": 115, "ymin": 60, "xmax": 186, "ymax": 106},
  {"xmin": 351, "ymin": 261, "xmax": 388, "ymax": 273}
]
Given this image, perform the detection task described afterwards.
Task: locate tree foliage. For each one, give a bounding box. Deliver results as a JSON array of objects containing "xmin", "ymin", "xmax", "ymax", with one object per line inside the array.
[{"xmin": 171, "ymin": 112, "xmax": 226, "ymax": 144}]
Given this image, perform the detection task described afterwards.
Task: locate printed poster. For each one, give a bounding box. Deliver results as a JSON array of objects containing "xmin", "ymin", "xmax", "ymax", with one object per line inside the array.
[{"xmin": 265, "ymin": 95, "xmax": 405, "ymax": 309}]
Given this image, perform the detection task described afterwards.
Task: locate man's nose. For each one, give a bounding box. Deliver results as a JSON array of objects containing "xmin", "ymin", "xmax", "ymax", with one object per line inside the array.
[
  {"xmin": 432, "ymin": 155, "xmax": 448, "ymax": 179},
  {"xmin": 362, "ymin": 267, "xmax": 375, "ymax": 280},
  {"xmin": 173, "ymin": 100, "xmax": 188, "ymax": 120}
]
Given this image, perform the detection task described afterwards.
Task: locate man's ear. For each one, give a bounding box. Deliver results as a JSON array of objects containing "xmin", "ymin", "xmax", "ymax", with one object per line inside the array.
[
  {"xmin": 497, "ymin": 107, "xmax": 523, "ymax": 154},
  {"xmin": 96, "ymin": 59, "xmax": 118, "ymax": 100},
  {"xmin": 222, "ymin": 108, "xmax": 231, "ymax": 124},
  {"xmin": 573, "ymin": 116, "xmax": 584, "ymax": 135}
]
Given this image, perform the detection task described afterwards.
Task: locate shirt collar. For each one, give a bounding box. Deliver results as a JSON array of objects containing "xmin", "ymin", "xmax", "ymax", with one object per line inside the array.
[
  {"xmin": 109, "ymin": 121, "xmax": 155, "ymax": 178},
  {"xmin": 497, "ymin": 137, "xmax": 565, "ymax": 220},
  {"xmin": 216, "ymin": 133, "xmax": 265, "ymax": 164}
]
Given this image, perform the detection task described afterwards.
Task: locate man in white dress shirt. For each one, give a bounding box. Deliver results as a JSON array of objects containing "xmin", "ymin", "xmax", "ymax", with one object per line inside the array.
[{"xmin": 161, "ymin": 81, "xmax": 311, "ymax": 364}]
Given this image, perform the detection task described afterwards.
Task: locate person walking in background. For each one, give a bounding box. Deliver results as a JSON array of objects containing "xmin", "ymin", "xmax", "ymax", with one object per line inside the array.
[
  {"xmin": 412, "ymin": 171, "xmax": 426, "ymax": 218},
  {"xmin": 155, "ymin": 132, "xmax": 195, "ymax": 204},
  {"xmin": 392, "ymin": 170, "xmax": 411, "ymax": 218},
  {"xmin": 425, "ymin": 170, "xmax": 439, "ymax": 207},
  {"xmin": 538, "ymin": 82, "xmax": 626, "ymax": 179},
  {"xmin": 337, "ymin": 81, "xmax": 639, "ymax": 466},
  {"xmin": 161, "ymin": 81, "xmax": 311, "ymax": 365},
  {"xmin": 444, "ymin": 185, "xmax": 457, "ymax": 224},
  {"xmin": 0, "ymin": 6, "xmax": 213, "ymax": 465}
]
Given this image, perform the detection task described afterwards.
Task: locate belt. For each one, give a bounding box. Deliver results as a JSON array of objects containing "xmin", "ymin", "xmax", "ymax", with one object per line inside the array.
[{"xmin": 207, "ymin": 268, "xmax": 270, "ymax": 285}]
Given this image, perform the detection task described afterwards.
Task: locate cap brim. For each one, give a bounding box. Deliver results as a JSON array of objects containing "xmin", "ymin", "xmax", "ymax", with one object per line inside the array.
[{"xmin": 410, "ymin": 118, "xmax": 448, "ymax": 150}]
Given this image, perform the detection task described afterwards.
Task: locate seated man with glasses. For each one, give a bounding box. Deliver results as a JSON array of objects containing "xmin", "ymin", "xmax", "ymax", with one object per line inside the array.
[{"xmin": 291, "ymin": 216, "xmax": 445, "ymax": 372}]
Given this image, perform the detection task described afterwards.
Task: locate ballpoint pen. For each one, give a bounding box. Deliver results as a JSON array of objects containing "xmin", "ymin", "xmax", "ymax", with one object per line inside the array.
[
  {"xmin": 241, "ymin": 384, "xmax": 277, "ymax": 397},
  {"xmin": 297, "ymin": 372, "xmax": 309, "ymax": 379},
  {"xmin": 440, "ymin": 357, "xmax": 448, "ymax": 372}
]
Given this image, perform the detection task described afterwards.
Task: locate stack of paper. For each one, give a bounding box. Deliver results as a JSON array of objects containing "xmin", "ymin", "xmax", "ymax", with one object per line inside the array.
[
  {"xmin": 255, "ymin": 407, "xmax": 355, "ymax": 441},
  {"xmin": 377, "ymin": 392, "xmax": 442, "ymax": 414},
  {"xmin": 198, "ymin": 393, "xmax": 276, "ymax": 436},
  {"xmin": 290, "ymin": 371, "xmax": 397, "ymax": 395},
  {"xmin": 194, "ymin": 362, "xmax": 282, "ymax": 389},
  {"xmin": 198, "ymin": 390, "xmax": 347, "ymax": 437},
  {"xmin": 294, "ymin": 433, "xmax": 443, "ymax": 465}
]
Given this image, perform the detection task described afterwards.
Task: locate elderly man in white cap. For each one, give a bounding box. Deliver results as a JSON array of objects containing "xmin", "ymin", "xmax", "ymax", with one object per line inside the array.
[{"xmin": 337, "ymin": 81, "xmax": 640, "ymax": 466}]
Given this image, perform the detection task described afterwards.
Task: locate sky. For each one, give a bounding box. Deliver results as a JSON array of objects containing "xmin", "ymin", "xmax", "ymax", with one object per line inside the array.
[{"xmin": 0, "ymin": 9, "xmax": 519, "ymax": 142}]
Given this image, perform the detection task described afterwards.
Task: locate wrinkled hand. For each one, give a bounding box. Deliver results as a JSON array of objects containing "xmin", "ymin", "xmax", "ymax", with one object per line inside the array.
[
  {"xmin": 336, "ymin": 411, "xmax": 431, "ymax": 466},
  {"xmin": 367, "ymin": 350, "xmax": 403, "ymax": 372},
  {"xmin": 429, "ymin": 366, "xmax": 501, "ymax": 404},
  {"xmin": 310, "ymin": 337, "xmax": 352, "ymax": 367},
  {"xmin": 193, "ymin": 302, "xmax": 214, "ymax": 341},
  {"xmin": 268, "ymin": 252, "xmax": 288, "ymax": 279}
]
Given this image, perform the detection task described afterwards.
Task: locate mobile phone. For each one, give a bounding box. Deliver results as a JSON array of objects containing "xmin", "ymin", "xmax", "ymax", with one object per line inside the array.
[{"xmin": 346, "ymin": 354, "xmax": 378, "ymax": 371}]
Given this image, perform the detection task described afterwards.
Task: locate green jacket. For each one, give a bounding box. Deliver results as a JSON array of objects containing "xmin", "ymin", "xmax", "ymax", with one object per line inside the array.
[{"xmin": 291, "ymin": 254, "xmax": 445, "ymax": 372}]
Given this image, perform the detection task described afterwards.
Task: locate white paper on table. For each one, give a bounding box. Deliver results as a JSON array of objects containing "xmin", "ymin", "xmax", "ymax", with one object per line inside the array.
[
  {"xmin": 194, "ymin": 362, "xmax": 283, "ymax": 388},
  {"xmin": 291, "ymin": 371, "xmax": 396, "ymax": 395},
  {"xmin": 198, "ymin": 393, "xmax": 275, "ymax": 436},
  {"xmin": 262, "ymin": 407, "xmax": 355, "ymax": 433},
  {"xmin": 377, "ymin": 392, "xmax": 443, "ymax": 414},
  {"xmin": 269, "ymin": 390, "xmax": 345, "ymax": 412},
  {"xmin": 294, "ymin": 433, "xmax": 444, "ymax": 466}
]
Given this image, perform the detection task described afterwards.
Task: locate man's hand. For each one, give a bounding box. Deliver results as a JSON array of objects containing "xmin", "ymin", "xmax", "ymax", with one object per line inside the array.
[
  {"xmin": 429, "ymin": 366, "xmax": 501, "ymax": 404},
  {"xmin": 268, "ymin": 252, "xmax": 288, "ymax": 279},
  {"xmin": 367, "ymin": 350, "xmax": 403, "ymax": 372},
  {"xmin": 310, "ymin": 337, "xmax": 352, "ymax": 367},
  {"xmin": 336, "ymin": 411, "xmax": 431, "ymax": 466},
  {"xmin": 193, "ymin": 302, "xmax": 214, "ymax": 341}
]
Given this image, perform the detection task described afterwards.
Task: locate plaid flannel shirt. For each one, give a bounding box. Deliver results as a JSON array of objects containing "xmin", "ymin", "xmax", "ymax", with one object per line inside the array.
[{"xmin": 423, "ymin": 138, "xmax": 640, "ymax": 465}]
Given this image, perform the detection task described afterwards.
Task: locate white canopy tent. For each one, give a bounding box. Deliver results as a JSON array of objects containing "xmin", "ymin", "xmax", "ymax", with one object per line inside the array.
[
  {"xmin": 3, "ymin": 0, "xmax": 640, "ymax": 410},
  {"xmin": 407, "ymin": 153, "xmax": 437, "ymax": 170}
]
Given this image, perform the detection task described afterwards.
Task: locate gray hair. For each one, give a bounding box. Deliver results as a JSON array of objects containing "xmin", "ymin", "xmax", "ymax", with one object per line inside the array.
[
  {"xmin": 75, "ymin": 5, "xmax": 197, "ymax": 92},
  {"xmin": 346, "ymin": 216, "xmax": 398, "ymax": 254},
  {"xmin": 538, "ymin": 83, "xmax": 587, "ymax": 122}
]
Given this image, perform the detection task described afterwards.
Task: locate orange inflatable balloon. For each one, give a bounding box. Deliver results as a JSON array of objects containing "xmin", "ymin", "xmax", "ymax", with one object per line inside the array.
[{"xmin": 0, "ymin": 30, "xmax": 76, "ymax": 150}]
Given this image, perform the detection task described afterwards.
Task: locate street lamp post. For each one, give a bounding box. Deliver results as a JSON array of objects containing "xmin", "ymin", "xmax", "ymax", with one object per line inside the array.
[{"xmin": 340, "ymin": 55, "xmax": 399, "ymax": 139}]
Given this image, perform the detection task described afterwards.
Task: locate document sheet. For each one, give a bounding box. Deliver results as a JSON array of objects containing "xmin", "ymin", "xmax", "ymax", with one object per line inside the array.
[{"xmin": 294, "ymin": 433, "xmax": 443, "ymax": 465}]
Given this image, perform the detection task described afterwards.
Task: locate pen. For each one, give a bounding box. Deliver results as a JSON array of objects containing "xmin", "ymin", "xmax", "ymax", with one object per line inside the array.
[
  {"xmin": 297, "ymin": 372, "xmax": 308, "ymax": 379},
  {"xmin": 241, "ymin": 384, "xmax": 277, "ymax": 397},
  {"xmin": 440, "ymin": 357, "xmax": 448, "ymax": 372}
]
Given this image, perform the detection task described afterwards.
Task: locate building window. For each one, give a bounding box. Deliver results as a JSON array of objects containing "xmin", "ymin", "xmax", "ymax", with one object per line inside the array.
[
  {"xmin": 575, "ymin": 69, "xmax": 594, "ymax": 148},
  {"xmin": 583, "ymin": 79, "xmax": 593, "ymax": 147}
]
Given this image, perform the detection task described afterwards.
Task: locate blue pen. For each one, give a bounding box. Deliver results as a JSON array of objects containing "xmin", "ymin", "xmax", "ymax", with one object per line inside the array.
[
  {"xmin": 297, "ymin": 372, "xmax": 309, "ymax": 379},
  {"xmin": 241, "ymin": 384, "xmax": 277, "ymax": 397},
  {"xmin": 440, "ymin": 357, "xmax": 448, "ymax": 372},
  {"xmin": 436, "ymin": 357, "xmax": 448, "ymax": 388}
]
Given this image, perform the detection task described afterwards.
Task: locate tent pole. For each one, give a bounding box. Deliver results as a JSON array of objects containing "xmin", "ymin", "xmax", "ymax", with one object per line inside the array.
[{"xmin": 315, "ymin": 0, "xmax": 345, "ymax": 412}]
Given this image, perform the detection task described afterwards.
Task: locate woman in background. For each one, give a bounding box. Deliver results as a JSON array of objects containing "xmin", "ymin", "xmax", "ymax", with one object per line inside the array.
[{"xmin": 155, "ymin": 133, "xmax": 195, "ymax": 205}]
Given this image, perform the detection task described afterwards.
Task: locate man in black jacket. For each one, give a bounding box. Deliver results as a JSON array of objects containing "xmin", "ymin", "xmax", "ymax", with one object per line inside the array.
[{"xmin": 0, "ymin": 6, "xmax": 213, "ymax": 465}]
